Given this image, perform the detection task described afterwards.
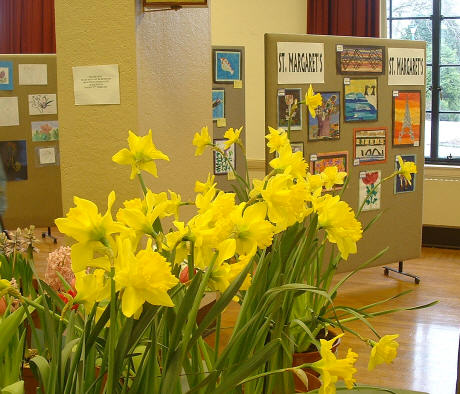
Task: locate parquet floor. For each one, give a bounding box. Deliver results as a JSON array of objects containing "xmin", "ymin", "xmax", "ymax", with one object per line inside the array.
[{"xmin": 31, "ymin": 228, "xmax": 459, "ymax": 394}]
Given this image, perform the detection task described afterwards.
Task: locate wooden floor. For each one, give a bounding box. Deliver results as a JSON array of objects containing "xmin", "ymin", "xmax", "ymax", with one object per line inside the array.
[{"xmin": 32, "ymin": 228, "xmax": 459, "ymax": 394}]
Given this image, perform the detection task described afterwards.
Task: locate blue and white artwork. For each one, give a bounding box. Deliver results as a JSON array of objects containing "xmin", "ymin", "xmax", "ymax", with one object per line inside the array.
[
  {"xmin": 214, "ymin": 50, "xmax": 241, "ymax": 82},
  {"xmin": 344, "ymin": 78, "xmax": 378, "ymax": 122},
  {"xmin": 0, "ymin": 61, "xmax": 14, "ymax": 91},
  {"xmin": 212, "ymin": 89, "xmax": 225, "ymax": 120}
]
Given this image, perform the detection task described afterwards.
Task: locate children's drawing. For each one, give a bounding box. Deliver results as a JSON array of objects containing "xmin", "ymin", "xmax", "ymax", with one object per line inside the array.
[
  {"xmin": 31, "ymin": 121, "xmax": 59, "ymax": 141},
  {"xmin": 0, "ymin": 140, "xmax": 28, "ymax": 181},
  {"xmin": 214, "ymin": 139, "xmax": 235, "ymax": 175},
  {"xmin": 28, "ymin": 94, "xmax": 58, "ymax": 115},
  {"xmin": 344, "ymin": 78, "xmax": 378, "ymax": 122},
  {"xmin": 354, "ymin": 127, "xmax": 386, "ymax": 165},
  {"xmin": 308, "ymin": 92, "xmax": 340, "ymax": 140},
  {"xmin": 359, "ymin": 170, "xmax": 381, "ymax": 211},
  {"xmin": 214, "ymin": 50, "xmax": 241, "ymax": 82},
  {"xmin": 395, "ymin": 155, "xmax": 416, "ymax": 193},
  {"xmin": 212, "ymin": 89, "xmax": 225, "ymax": 120},
  {"xmin": 0, "ymin": 61, "xmax": 13, "ymax": 90},
  {"xmin": 278, "ymin": 88, "xmax": 302, "ymax": 130},
  {"xmin": 393, "ymin": 91, "xmax": 421, "ymax": 146}
]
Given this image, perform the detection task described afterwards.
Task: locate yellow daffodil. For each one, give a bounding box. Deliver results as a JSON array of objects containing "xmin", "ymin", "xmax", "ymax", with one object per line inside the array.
[
  {"xmin": 208, "ymin": 239, "xmax": 236, "ymax": 292},
  {"xmin": 315, "ymin": 194, "xmax": 362, "ymax": 260},
  {"xmin": 368, "ymin": 334, "xmax": 399, "ymax": 371},
  {"xmin": 397, "ymin": 156, "xmax": 417, "ymax": 185},
  {"xmin": 311, "ymin": 334, "xmax": 358, "ymax": 393},
  {"xmin": 265, "ymin": 126, "xmax": 289, "ymax": 153},
  {"xmin": 320, "ymin": 166, "xmax": 347, "ymax": 191},
  {"xmin": 192, "ymin": 126, "xmax": 212, "ymax": 156},
  {"xmin": 164, "ymin": 221, "xmax": 190, "ymax": 264},
  {"xmin": 305, "ymin": 84, "xmax": 322, "ymax": 118},
  {"xmin": 269, "ymin": 144, "xmax": 308, "ymax": 179},
  {"xmin": 195, "ymin": 174, "xmax": 217, "ymax": 194},
  {"xmin": 74, "ymin": 269, "xmax": 110, "ymax": 312},
  {"xmin": 114, "ymin": 238, "xmax": 178, "ymax": 318},
  {"xmin": 223, "ymin": 126, "xmax": 243, "ymax": 149},
  {"xmin": 112, "ymin": 130, "xmax": 170, "ymax": 179},
  {"xmin": 55, "ymin": 191, "xmax": 126, "ymax": 272}
]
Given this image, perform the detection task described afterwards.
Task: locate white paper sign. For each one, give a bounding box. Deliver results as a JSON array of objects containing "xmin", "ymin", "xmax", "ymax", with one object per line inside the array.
[
  {"xmin": 0, "ymin": 97, "xmax": 20, "ymax": 126},
  {"xmin": 28, "ymin": 94, "xmax": 57, "ymax": 115},
  {"xmin": 19, "ymin": 64, "xmax": 48, "ymax": 85},
  {"xmin": 39, "ymin": 147, "xmax": 56, "ymax": 164},
  {"xmin": 277, "ymin": 42, "xmax": 324, "ymax": 84},
  {"xmin": 72, "ymin": 64, "xmax": 120, "ymax": 105},
  {"xmin": 388, "ymin": 48, "xmax": 425, "ymax": 85}
]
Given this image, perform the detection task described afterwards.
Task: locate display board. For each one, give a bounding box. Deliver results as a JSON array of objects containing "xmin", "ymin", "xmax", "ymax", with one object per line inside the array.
[
  {"xmin": 0, "ymin": 54, "xmax": 62, "ymax": 228},
  {"xmin": 265, "ymin": 34, "xmax": 425, "ymax": 273},
  {"xmin": 212, "ymin": 46, "xmax": 247, "ymax": 193}
]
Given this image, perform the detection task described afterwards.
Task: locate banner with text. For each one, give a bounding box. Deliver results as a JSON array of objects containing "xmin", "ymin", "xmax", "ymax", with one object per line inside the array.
[
  {"xmin": 387, "ymin": 48, "xmax": 425, "ymax": 86},
  {"xmin": 277, "ymin": 42, "xmax": 324, "ymax": 84}
]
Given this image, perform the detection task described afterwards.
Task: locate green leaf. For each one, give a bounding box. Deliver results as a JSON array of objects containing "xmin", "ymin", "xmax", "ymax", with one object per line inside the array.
[
  {"xmin": 29, "ymin": 355, "xmax": 50, "ymax": 391},
  {"xmin": 0, "ymin": 381, "xmax": 24, "ymax": 394}
]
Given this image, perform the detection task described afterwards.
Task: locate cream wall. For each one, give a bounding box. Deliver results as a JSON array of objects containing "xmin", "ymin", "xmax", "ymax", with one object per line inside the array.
[{"xmin": 210, "ymin": 0, "xmax": 307, "ymax": 162}]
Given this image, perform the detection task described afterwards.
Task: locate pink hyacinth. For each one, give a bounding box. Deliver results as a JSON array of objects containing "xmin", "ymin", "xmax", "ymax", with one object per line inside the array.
[{"xmin": 45, "ymin": 246, "xmax": 75, "ymax": 291}]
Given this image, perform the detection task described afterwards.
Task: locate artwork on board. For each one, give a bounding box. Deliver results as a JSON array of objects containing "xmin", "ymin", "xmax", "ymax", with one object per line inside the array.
[
  {"xmin": 310, "ymin": 151, "xmax": 348, "ymax": 189},
  {"xmin": 0, "ymin": 140, "xmax": 28, "ymax": 181},
  {"xmin": 214, "ymin": 49, "xmax": 241, "ymax": 83},
  {"xmin": 277, "ymin": 88, "xmax": 302, "ymax": 130},
  {"xmin": 213, "ymin": 139, "xmax": 235, "ymax": 175},
  {"xmin": 31, "ymin": 121, "xmax": 59, "ymax": 142},
  {"xmin": 0, "ymin": 61, "xmax": 13, "ymax": 90},
  {"xmin": 336, "ymin": 45, "xmax": 385, "ymax": 75},
  {"xmin": 344, "ymin": 78, "xmax": 378, "ymax": 122},
  {"xmin": 291, "ymin": 142, "xmax": 304, "ymax": 154},
  {"xmin": 28, "ymin": 94, "xmax": 57, "ymax": 115},
  {"xmin": 0, "ymin": 97, "xmax": 19, "ymax": 127},
  {"xmin": 308, "ymin": 91, "xmax": 340, "ymax": 140},
  {"xmin": 392, "ymin": 91, "xmax": 421, "ymax": 146},
  {"xmin": 395, "ymin": 155, "xmax": 416, "ymax": 194},
  {"xmin": 212, "ymin": 89, "xmax": 225, "ymax": 120},
  {"xmin": 359, "ymin": 170, "xmax": 381, "ymax": 211},
  {"xmin": 353, "ymin": 127, "xmax": 387, "ymax": 165},
  {"xmin": 35, "ymin": 146, "xmax": 58, "ymax": 166}
]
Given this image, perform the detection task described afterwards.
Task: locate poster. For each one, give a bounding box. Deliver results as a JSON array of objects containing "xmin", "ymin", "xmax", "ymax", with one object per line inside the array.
[
  {"xmin": 28, "ymin": 94, "xmax": 57, "ymax": 115},
  {"xmin": 0, "ymin": 97, "xmax": 19, "ymax": 126},
  {"xmin": 278, "ymin": 88, "xmax": 302, "ymax": 130},
  {"xmin": 277, "ymin": 42, "xmax": 324, "ymax": 84},
  {"xmin": 31, "ymin": 121, "xmax": 59, "ymax": 141},
  {"xmin": 354, "ymin": 127, "xmax": 386, "ymax": 165},
  {"xmin": 18, "ymin": 64, "xmax": 48, "ymax": 85},
  {"xmin": 0, "ymin": 140, "xmax": 28, "ymax": 181},
  {"xmin": 393, "ymin": 91, "xmax": 421, "ymax": 146},
  {"xmin": 337, "ymin": 45, "xmax": 384, "ymax": 74},
  {"xmin": 0, "ymin": 61, "xmax": 13, "ymax": 90},
  {"xmin": 212, "ymin": 89, "xmax": 225, "ymax": 120},
  {"xmin": 395, "ymin": 155, "xmax": 416, "ymax": 193},
  {"xmin": 344, "ymin": 78, "xmax": 378, "ymax": 122},
  {"xmin": 72, "ymin": 64, "xmax": 120, "ymax": 105},
  {"xmin": 359, "ymin": 170, "xmax": 381, "ymax": 211},
  {"xmin": 214, "ymin": 139, "xmax": 235, "ymax": 175},
  {"xmin": 388, "ymin": 48, "xmax": 425, "ymax": 86},
  {"xmin": 308, "ymin": 92, "xmax": 340, "ymax": 140}
]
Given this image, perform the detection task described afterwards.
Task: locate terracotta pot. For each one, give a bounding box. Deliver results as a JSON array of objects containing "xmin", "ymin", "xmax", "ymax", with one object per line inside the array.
[
  {"xmin": 23, "ymin": 366, "xmax": 39, "ymax": 394},
  {"xmin": 292, "ymin": 370, "xmax": 321, "ymax": 393},
  {"xmin": 0, "ymin": 296, "xmax": 6, "ymax": 315}
]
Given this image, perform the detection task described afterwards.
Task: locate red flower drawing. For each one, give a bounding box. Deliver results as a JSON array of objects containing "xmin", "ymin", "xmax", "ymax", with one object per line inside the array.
[{"xmin": 362, "ymin": 171, "xmax": 379, "ymax": 185}]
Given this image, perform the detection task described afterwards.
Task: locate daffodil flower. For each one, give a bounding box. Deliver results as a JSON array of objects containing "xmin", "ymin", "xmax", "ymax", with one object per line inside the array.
[
  {"xmin": 74, "ymin": 269, "xmax": 110, "ymax": 312},
  {"xmin": 223, "ymin": 126, "xmax": 243, "ymax": 150},
  {"xmin": 397, "ymin": 156, "xmax": 417, "ymax": 185},
  {"xmin": 192, "ymin": 126, "xmax": 212, "ymax": 156},
  {"xmin": 367, "ymin": 334, "xmax": 399, "ymax": 371},
  {"xmin": 195, "ymin": 173, "xmax": 217, "ymax": 194},
  {"xmin": 112, "ymin": 129, "xmax": 169, "ymax": 179},
  {"xmin": 265, "ymin": 126, "xmax": 289, "ymax": 153},
  {"xmin": 320, "ymin": 166, "xmax": 347, "ymax": 191},
  {"xmin": 305, "ymin": 84, "xmax": 322, "ymax": 119}
]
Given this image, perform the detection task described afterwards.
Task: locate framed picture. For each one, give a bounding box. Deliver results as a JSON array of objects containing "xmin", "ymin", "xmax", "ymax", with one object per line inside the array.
[
  {"xmin": 392, "ymin": 90, "xmax": 422, "ymax": 146},
  {"xmin": 291, "ymin": 142, "xmax": 304, "ymax": 154},
  {"xmin": 353, "ymin": 127, "xmax": 387, "ymax": 165},
  {"xmin": 308, "ymin": 91, "xmax": 340, "ymax": 141},
  {"xmin": 213, "ymin": 139, "xmax": 235, "ymax": 175},
  {"xmin": 0, "ymin": 61, "xmax": 13, "ymax": 91},
  {"xmin": 336, "ymin": 45, "xmax": 385, "ymax": 75},
  {"xmin": 344, "ymin": 78, "xmax": 378, "ymax": 122},
  {"xmin": 0, "ymin": 140, "xmax": 28, "ymax": 181},
  {"xmin": 310, "ymin": 151, "xmax": 348, "ymax": 189},
  {"xmin": 394, "ymin": 155, "xmax": 416, "ymax": 193},
  {"xmin": 213, "ymin": 49, "xmax": 242, "ymax": 83},
  {"xmin": 359, "ymin": 170, "xmax": 381, "ymax": 211},
  {"xmin": 212, "ymin": 89, "xmax": 225, "ymax": 120},
  {"xmin": 277, "ymin": 88, "xmax": 302, "ymax": 130}
]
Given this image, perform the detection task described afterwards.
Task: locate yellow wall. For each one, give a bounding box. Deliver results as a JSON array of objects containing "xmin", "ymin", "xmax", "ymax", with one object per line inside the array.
[
  {"xmin": 54, "ymin": 0, "xmax": 139, "ymax": 213},
  {"xmin": 210, "ymin": 0, "xmax": 307, "ymax": 161}
]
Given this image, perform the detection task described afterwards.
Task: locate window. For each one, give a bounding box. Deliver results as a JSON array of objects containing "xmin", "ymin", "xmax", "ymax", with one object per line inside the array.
[{"xmin": 387, "ymin": 0, "xmax": 460, "ymax": 164}]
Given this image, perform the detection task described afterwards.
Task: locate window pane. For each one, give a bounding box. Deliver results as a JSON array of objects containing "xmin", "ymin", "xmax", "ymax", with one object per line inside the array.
[
  {"xmin": 390, "ymin": 0, "xmax": 432, "ymax": 17},
  {"xmin": 442, "ymin": 0, "xmax": 460, "ymax": 17},
  {"xmin": 426, "ymin": 65, "xmax": 432, "ymax": 111},
  {"xmin": 424, "ymin": 112, "xmax": 431, "ymax": 157},
  {"xmin": 391, "ymin": 19, "xmax": 432, "ymax": 63},
  {"xmin": 440, "ymin": 66, "xmax": 460, "ymax": 111},
  {"xmin": 438, "ymin": 113, "xmax": 460, "ymax": 159},
  {"xmin": 440, "ymin": 20, "xmax": 460, "ymax": 65}
]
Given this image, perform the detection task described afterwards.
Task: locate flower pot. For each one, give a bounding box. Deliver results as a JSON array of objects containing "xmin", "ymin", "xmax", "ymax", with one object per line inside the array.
[
  {"xmin": 292, "ymin": 370, "xmax": 321, "ymax": 393},
  {"xmin": 23, "ymin": 365, "xmax": 39, "ymax": 394}
]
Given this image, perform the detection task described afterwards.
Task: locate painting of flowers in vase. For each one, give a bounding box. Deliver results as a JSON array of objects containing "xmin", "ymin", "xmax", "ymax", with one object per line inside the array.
[{"xmin": 308, "ymin": 92, "xmax": 340, "ymax": 140}]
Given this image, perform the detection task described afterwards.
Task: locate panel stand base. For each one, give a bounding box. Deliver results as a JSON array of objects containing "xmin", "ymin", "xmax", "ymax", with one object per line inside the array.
[
  {"xmin": 42, "ymin": 226, "xmax": 57, "ymax": 244},
  {"xmin": 383, "ymin": 261, "xmax": 420, "ymax": 284}
]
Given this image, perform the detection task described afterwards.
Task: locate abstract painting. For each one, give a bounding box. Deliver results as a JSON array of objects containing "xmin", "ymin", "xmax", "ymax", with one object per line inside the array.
[
  {"xmin": 214, "ymin": 139, "xmax": 235, "ymax": 175},
  {"xmin": 310, "ymin": 151, "xmax": 348, "ymax": 189},
  {"xmin": 0, "ymin": 140, "xmax": 28, "ymax": 181},
  {"xmin": 28, "ymin": 94, "xmax": 57, "ymax": 115},
  {"xmin": 212, "ymin": 89, "xmax": 225, "ymax": 120},
  {"xmin": 393, "ymin": 91, "xmax": 421, "ymax": 146},
  {"xmin": 344, "ymin": 78, "xmax": 378, "ymax": 122},
  {"xmin": 359, "ymin": 170, "xmax": 381, "ymax": 211},
  {"xmin": 395, "ymin": 155, "xmax": 416, "ymax": 193},
  {"xmin": 308, "ymin": 92, "xmax": 340, "ymax": 140},
  {"xmin": 31, "ymin": 121, "xmax": 59, "ymax": 142},
  {"xmin": 353, "ymin": 127, "xmax": 386, "ymax": 165},
  {"xmin": 214, "ymin": 50, "xmax": 241, "ymax": 83},
  {"xmin": 278, "ymin": 88, "xmax": 302, "ymax": 130},
  {"xmin": 337, "ymin": 46, "xmax": 384, "ymax": 74},
  {"xmin": 0, "ymin": 61, "xmax": 13, "ymax": 91}
]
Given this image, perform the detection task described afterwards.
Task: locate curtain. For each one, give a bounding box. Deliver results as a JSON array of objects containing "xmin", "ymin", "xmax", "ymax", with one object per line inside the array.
[
  {"xmin": 307, "ymin": 0, "xmax": 380, "ymax": 38},
  {"xmin": 0, "ymin": 0, "xmax": 56, "ymax": 54}
]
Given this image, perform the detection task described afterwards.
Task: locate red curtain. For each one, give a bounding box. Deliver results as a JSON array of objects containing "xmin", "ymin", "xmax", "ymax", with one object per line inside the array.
[
  {"xmin": 0, "ymin": 0, "xmax": 56, "ymax": 54},
  {"xmin": 307, "ymin": 0, "xmax": 380, "ymax": 38}
]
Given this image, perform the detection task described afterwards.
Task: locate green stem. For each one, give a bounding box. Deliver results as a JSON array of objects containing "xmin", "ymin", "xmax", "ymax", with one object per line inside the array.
[
  {"xmin": 137, "ymin": 173, "xmax": 148, "ymax": 196},
  {"xmin": 214, "ymin": 312, "xmax": 221, "ymax": 364},
  {"xmin": 107, "ymin": 266, "xmax": 117, "ymax": 393}
]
